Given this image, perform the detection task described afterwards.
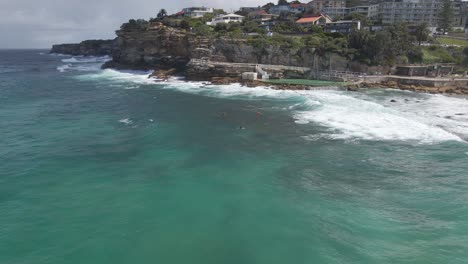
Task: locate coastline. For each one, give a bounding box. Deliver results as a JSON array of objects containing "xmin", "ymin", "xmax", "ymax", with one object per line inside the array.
[
  {"xmin": 48, "ymin": 22, "xmax": 467, "ymax": 96},
  {"xmin": 150, "ymin": 69, "xmax": 468, "ymax": 95}
]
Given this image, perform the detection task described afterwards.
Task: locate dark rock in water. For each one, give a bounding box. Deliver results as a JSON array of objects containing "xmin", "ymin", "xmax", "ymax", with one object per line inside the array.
[
  {"xmin": 346, "ymin": 84, "xmax": 359, "ymax": 91},
  {"xmin": 51, "ymin": 39, "xmax": 116, "ymax": 56},
  {"xmin": 455, "ymin": 113, "xmax": 465, "ymax": 116},
  {"xmin": 390, "ymin": 99, "xmax": 397, "ymax": 103}
]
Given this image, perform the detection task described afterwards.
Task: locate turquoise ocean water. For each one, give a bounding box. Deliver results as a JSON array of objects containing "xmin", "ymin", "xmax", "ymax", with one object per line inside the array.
[{"xmin": 1, "ymin": 50, "xmax": 468, "ymax": 263}]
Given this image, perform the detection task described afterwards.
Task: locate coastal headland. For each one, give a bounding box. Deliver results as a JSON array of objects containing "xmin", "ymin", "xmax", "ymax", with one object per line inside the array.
[{"xmin": 51, "ymin": 21, "xmax": 468, "ymax": 95}]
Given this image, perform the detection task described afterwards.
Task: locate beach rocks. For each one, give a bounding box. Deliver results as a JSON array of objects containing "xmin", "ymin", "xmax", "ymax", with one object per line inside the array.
[
  {"xmin": 150, "ymin": 68, "xmax": 178, "ymax": 80},
  {"xmin": 346, "ymin": 84, "xmax": 360, "ymax": 91}
]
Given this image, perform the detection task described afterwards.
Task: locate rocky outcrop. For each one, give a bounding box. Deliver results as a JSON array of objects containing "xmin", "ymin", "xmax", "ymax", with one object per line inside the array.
[
  {"xmin": 186, "ymin": 60, "xmax": 256, "ymax": 81},
  {"xmin": 353, "ymin": 79, "xmax": 468, "ymax": 95},
  {"xmin": 50, "ymin": 39, "xmax": 116, "ymax": 56},
  {"xmin": 102, "ymin": 23, "xmax": 195, "ymax": 70}
]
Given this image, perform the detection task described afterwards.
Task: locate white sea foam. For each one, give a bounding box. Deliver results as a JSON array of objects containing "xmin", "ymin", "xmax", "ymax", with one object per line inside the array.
[
  {"xmin": 61, "ymin": 57, "xmax": 80, "ymax": 63},
  {"xmin": 119, "ymin": 118, "xmax": 133, "ymax": 125},
  {"xmin": 161, "ymin": 80, "xmax": 465, "ymax": 143},
  {"xmin": 57, "ymin": 56, "xmax": 110, "ymax": 73},
  {"xmin": 76, "ymin": 69, "xmax": 155, "ymax": 84},
  {"xmin": 385, "ymin": 94, "xmax": 468, "ymax": 140},
  {"xmin": 50, "ymin": 53, "xmax": 69, "ymax": 57},
  {"xmin": 294, "ymin": 92, "xmax": 463, "ymax": 143},
  {"xmin": 57, "ymin": 64, "xmax": 72, "ymax": 73},
  {"xmin": 162, "ymin": 77, "xmax": 300, "ymax": 100},
  {"xmin": 61, "ymin": 56, "xmax": 110, "ymax": 64},
  {"xmin": 75, "ymin": 69, "xmax": 467, "ymax": 143}
]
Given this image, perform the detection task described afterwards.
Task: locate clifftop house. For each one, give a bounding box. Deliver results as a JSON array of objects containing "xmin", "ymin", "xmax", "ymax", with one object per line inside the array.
[
  {"xmin": 247, "ymin": 10, "xmax": 278, "ymax": 22},
  {"xmin": 180, "ymin": 7, "xmax": 214, "ymax": 18},
  {"xmin": 296, "ymin": 14, "xmax": 332, "ymax": 27},
  {"xmin": 207, "ymin": 14, "xmax": 245, "ymax": 26}
]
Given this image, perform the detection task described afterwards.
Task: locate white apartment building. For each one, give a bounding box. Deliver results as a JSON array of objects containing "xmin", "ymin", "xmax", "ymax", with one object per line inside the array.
[
  {"xmin": 321, "ymin": 4, "xmax": 380, "ymax": 20},
  {"xmin": 379, "ymin": 0, "xmax": 464, "ymax": 28}
]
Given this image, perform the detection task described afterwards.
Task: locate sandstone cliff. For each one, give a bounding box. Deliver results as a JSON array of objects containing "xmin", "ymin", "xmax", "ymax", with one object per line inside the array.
[
  {"xmin": 52, "ymin": 23, "xmax": 387, "ymax": 79},
  {"xmin": 50, "ymin": 39, "xmax": 116, "ymax": 56},
  {"xmin": 103, "ymin": 23, "xmax": 332, "ymax": 69},
  {"xmin": 102, "ymin": 24, "xmax": 194, "ymax": 70}
]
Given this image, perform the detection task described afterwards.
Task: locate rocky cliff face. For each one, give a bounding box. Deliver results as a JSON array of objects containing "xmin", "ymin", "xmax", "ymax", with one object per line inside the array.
[
  {"xmin": 55, "ymin": 23, "xmax": 386, "ymax": 77},
  {"xmin": 103, "ymin": 23, "xmax": 200, "ymax": 70},
  {"xmin": 102, "ymin": 23, "xmax": 376, "ymax": 73},
  {"xmin": 99, "ymin": 23, "xmax": 328, "ymax": 69},
  {"xmin": 50, "ymin": 39, "xmax": 116, "ymax": 56}
]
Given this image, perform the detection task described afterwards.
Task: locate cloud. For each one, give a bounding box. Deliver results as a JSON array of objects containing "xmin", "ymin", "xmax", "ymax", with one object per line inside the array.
[{"xmin": 0, "ymin": 0, "xmax": 270, "ymax": 48}]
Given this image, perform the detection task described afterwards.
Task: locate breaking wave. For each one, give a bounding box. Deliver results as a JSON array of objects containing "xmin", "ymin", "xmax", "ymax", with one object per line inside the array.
[
  {"xmin": 75, "ymin": 69, "xmax": 155, "ymax": 84},
  {"xmin": 56, "ymin": 56, "xmax": 111, "ymax": 72},
  {"xmin": 75, "ymin": 69, "xmax": 468, "ymax": 144},
  {"xmin": 294, "ymin": 92, "xmax": 464, "ymax": 143}
]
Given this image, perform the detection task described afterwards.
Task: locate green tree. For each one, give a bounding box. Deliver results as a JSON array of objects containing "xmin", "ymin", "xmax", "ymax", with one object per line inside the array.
[
  {"xmin": 157, "ymin": 9, "xmax": 167, "ymax": 20},
  {"xmin": 278, "ymin": 0, "xmax": 288, "ymax": 5},
  {"xmin": 414, "ymin": 23, "xmax": 430, "ymax": 45},
  {"xmin": 463, "ymin": 47, "xmax": 468, "ymax": 66},
  {"xmin": 438, "ymin": 0, "xmax": 453, "ymax": 33},
  {"xmin": 348, "ymin": 23, "xmax": 418, "ymax": 65},
  {"xmin": 242, "ymin": 19, "xmax": 261, "ymax": 33}
]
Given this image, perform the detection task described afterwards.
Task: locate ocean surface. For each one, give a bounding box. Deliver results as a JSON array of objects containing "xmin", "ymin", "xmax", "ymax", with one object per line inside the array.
[{"xmin": 1, "ymin": 49, "xmax": 468, "ymax": 264}]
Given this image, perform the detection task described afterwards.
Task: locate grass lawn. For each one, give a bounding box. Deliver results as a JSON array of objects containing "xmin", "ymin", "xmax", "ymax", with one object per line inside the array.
[
  {"xmin": 437, "ymin": 38, "xmax": 468, "ymax": 46},
  {"xmin": 260, "ymin": 79, "xmax": 344, "ymax": 86},
  {"xmin": 421, "ymin": 47, "xmax": 457, "ymax": 64}
]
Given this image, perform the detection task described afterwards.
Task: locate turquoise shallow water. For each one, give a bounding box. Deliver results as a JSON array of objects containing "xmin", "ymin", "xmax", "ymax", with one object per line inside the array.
[{"xmin": 1, "ymin": 50, "xmax": 468, "ymax": 264}]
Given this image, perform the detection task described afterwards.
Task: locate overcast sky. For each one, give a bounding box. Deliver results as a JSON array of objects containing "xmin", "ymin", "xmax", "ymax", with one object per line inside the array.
[{"xmin": 0, "ymin": 0, "xmax": 270, "ymax": 49}]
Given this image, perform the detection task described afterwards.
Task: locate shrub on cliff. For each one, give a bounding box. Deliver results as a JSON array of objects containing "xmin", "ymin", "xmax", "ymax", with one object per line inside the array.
[
  {"xmin": 121, "ymin": 19, "xmax": 149, "ymax": 31},
  {"xmin": 193, "ymin": 24, "xmax": 214, "ymax": 36},
  {"xmin": 248, "ymin": 35, "xmax": 305, "ymax": 51}
]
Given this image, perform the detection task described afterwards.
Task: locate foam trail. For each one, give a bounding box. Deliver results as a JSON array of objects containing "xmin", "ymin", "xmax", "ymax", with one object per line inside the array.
[
  {"xmin": 57, "ymin": 56, "xmax": 111, "ymax": 73},
  {"xmin": 76, "ymin": 69, "xmax": 155, "ymax": 84},
  {"xmin": 61, "ymin": 56, "xmax": 110, "ymax": 63}
]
